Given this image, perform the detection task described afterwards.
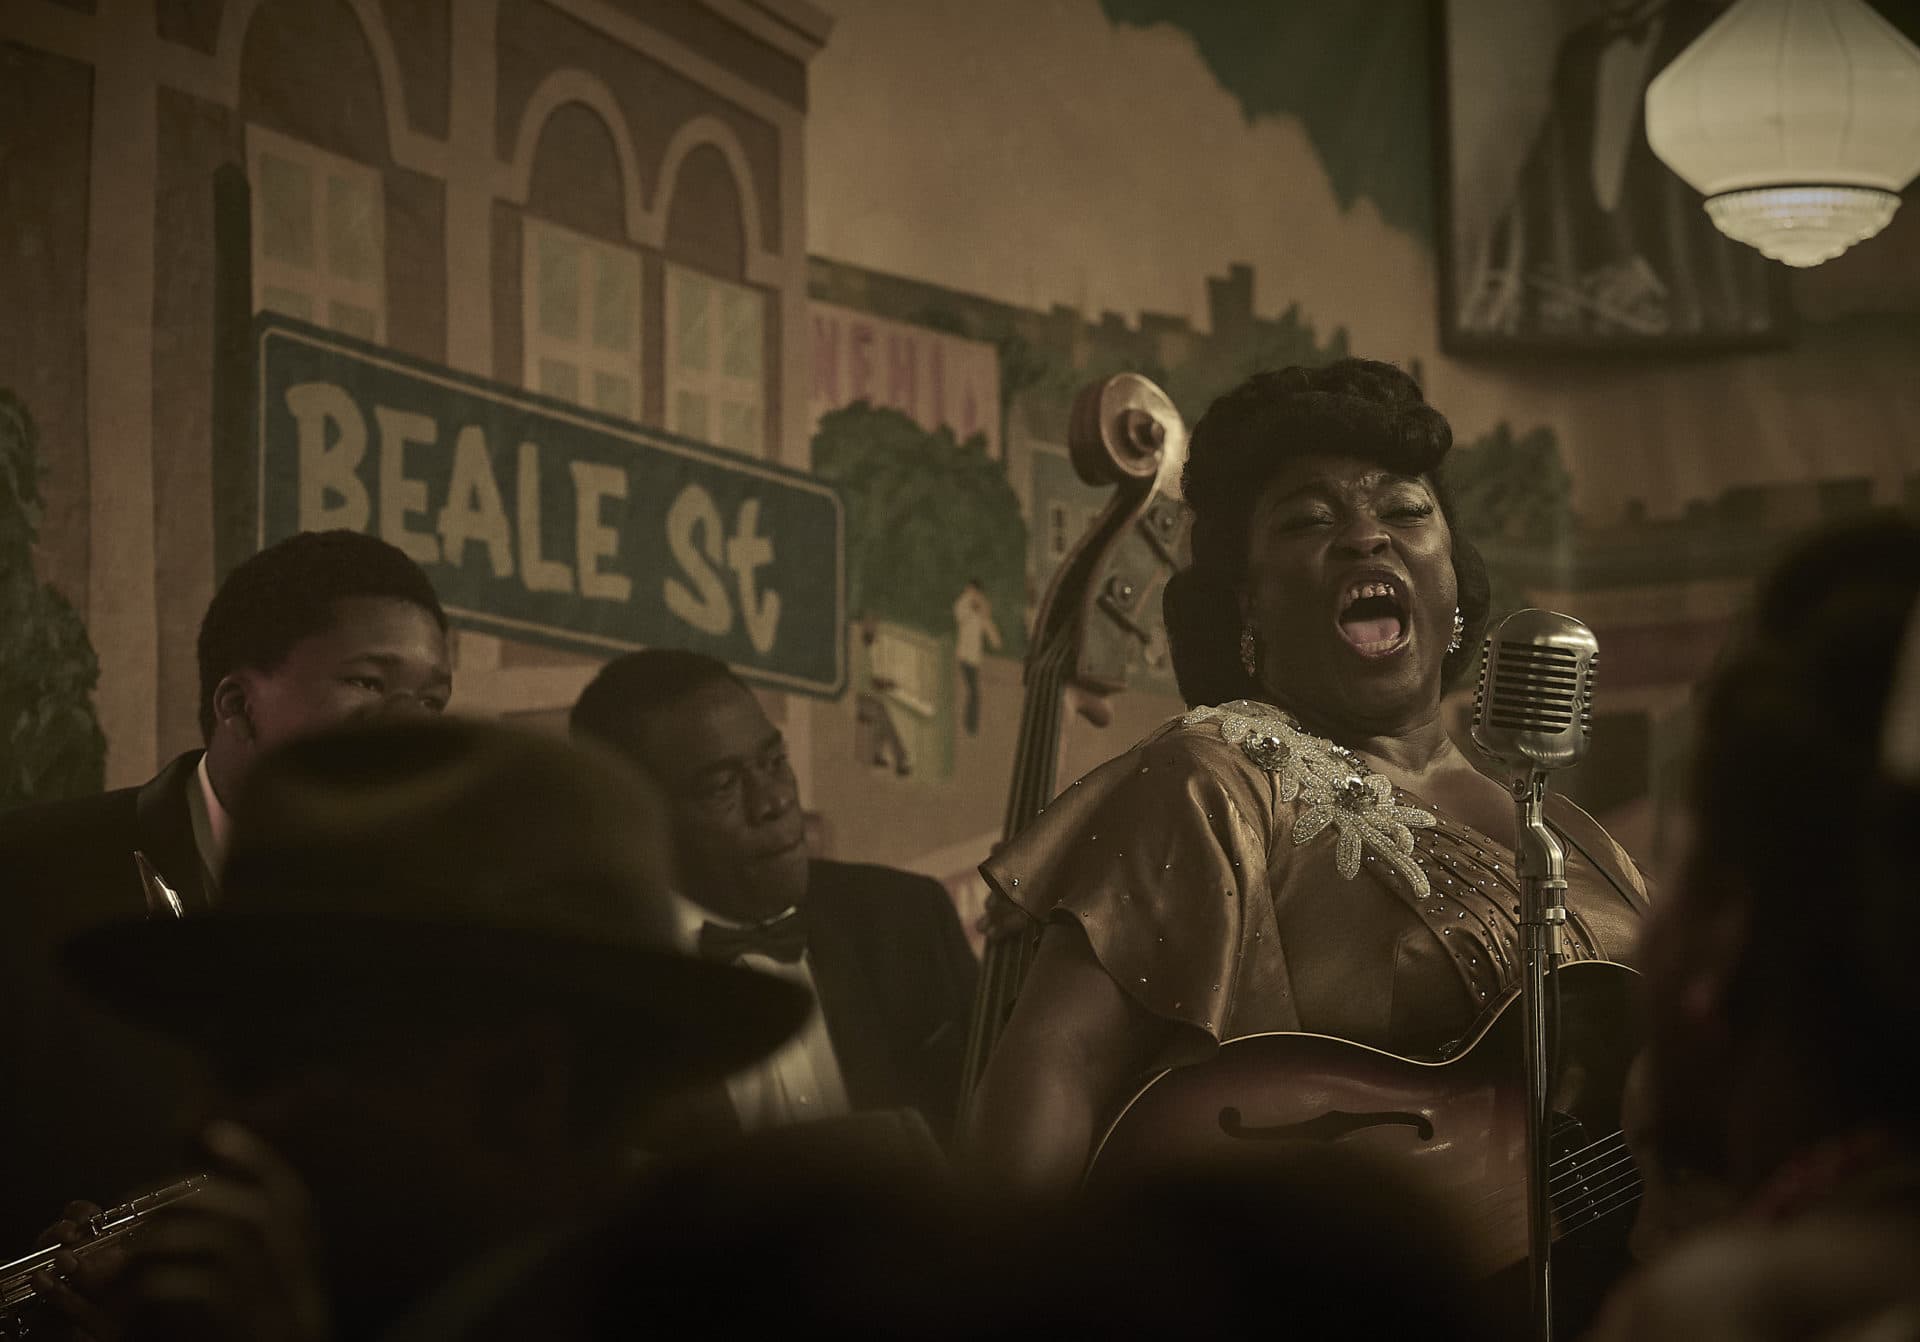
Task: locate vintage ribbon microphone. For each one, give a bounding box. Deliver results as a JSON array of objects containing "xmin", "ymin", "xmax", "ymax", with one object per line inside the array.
[{"xmin": 1470, "ymin": 609, "xmax": 1599, "ymax": 1342}]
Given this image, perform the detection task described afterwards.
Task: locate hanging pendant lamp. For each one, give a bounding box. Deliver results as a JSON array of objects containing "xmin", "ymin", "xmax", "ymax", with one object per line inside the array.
[{"xmin": 1645, "ymin": 0, "xmax": 1920, "ymax": 267}]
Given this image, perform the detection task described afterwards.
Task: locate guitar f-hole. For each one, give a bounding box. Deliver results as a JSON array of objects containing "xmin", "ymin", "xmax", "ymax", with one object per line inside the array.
[{"xmin": 1218, "ymin": 1107, "xmax": 1436, "ymax": 1143}]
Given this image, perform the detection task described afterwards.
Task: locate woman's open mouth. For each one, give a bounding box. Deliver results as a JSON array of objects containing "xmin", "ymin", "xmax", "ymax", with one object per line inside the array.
[{"xmin": 1335, "ymin": 577, "xmax": 1412, "ymax": 658}]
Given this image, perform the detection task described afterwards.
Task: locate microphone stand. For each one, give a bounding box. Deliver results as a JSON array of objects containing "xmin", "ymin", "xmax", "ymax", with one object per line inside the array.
[{"xmin": 1511, "ymin": 770, "xmax": 1567, "ymax": 1342}]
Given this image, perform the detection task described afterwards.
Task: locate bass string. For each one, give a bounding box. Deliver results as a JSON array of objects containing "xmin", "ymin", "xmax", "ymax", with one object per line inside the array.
[
  {"xmin": 1553, "ymin": 1150, "xmax": 1639, "ymax": 1198},
  {"xmin": 1554, "ymin": 1181, "xmax": 1646, "ymax": 1238},
  {"xmin": 1453, "ymin": 1185, "xmax": 1645, "ymax": 1280},
  {"xmin": 1557, "ymin": 1164, "xmax": 1643, "ymax": 1217},
  {"xmin": 1549, "ymin": 1167, "xmax": 1642, "ymax": 1229},
  {"xmin": 1470, "ymin": 1155, "xmax": 1642, "ymax": 1226},
  {"xmin": 992, "ymin": 641, "xmax": 1069, "ymax": 987},
  {"xmin": 965, "ymin": 636, "xmax": 1075, "ymax": 1088},
  {"xmin": 1459, "ymin": 1172, "xmax": 1645, "ymax": 1246},
  {"xmin": 1245, "ymin": 1124, "xmax": 1640, "ymax": 1251},
  {"xmin": 1549, "ymin": 1129, "xmax": 1632, "ymax": 1179},
  {"xmin": 1000, "ymin": 636, "xmax": 1073, "ymax": 837},
  {"xmin": 1457, "ymin": 1128, "xmax": 1632, "ymax": 1216},
  {"xmin": 1545, "ymin": 1157, "xmax": 1643, "ymax": 1216},
  {"xmin": 1543, "ymin": 1136, "xmax": 1635, "ymax": 1190},
  {"xmin": 1456, "ymin": 1147, "xmax": 1643, "ymax": 1236}
]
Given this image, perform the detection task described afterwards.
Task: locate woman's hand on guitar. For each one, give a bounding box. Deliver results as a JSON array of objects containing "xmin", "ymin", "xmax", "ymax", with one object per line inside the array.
[
  {"xmin": 1621, "ymin": 1050, "xmax": 1736, "ymax": 1263},
  {"xmin": 975, "ymin": 891, "xmax": 1033, "ymax": 943},
  {"xmin": 1064, "ymin": 682, "xmax": 1114, "ymax": 728}
]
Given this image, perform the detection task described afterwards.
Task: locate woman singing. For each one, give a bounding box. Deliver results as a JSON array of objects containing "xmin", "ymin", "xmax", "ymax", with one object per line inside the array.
[{"xmin": 965, "ymin": 359, "xmax": 1651, "ymax": 1192}]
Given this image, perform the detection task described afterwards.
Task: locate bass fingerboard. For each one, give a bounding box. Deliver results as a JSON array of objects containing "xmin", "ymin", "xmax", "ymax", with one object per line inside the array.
[{"xmin": 958, "ymin": 633, "xmax": 1077, "ymax": 1102}]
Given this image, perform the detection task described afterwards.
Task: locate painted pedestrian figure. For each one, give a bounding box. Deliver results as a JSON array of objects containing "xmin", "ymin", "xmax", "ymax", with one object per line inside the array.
[
  {"xmin": 952, "ymin": 578, "xmax": 1002, "ymax": 737},
  {"xmin": 854, "ymin": 612, "xmax": 911, "ymax": 775}
]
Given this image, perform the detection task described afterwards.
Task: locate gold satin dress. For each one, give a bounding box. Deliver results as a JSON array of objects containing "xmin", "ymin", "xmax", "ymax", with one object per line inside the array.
[{"xmin": 983, "ymin": 700, "xmax": 1651, "ymax": 1063}]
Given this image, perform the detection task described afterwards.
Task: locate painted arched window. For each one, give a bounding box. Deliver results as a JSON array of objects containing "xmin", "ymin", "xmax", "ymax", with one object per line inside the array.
[
  {"xmin": 662, "ymin": 142, "xmax": 764, "ymax": 455},
  {"xmin": 663, "ymin": 264, "xmax": 764, "ymax": 454},
  {"xmin": 524, "ymin": 219, "xmax": 642, "ymax": 419},
  {"xmin": 518, "ymin": 96, "xmax": 644, "ymax": 421},
  {"xmin": 236, "ymin": 0, "xmax": 397, "ymax": 345},
  {"xmin": 248, "ymin": 125, "xmax": 385, "ymax": 341}
]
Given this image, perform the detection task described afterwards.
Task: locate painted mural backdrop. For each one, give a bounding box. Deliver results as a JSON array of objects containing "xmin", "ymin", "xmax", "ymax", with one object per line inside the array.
[
  {"xmin": 5, "ymin": 0, "xmax": 1919, "ymax": 946},
  {"xmin": 1440, "ymin": 0, "xmax": 1789, "ymax": 350}
]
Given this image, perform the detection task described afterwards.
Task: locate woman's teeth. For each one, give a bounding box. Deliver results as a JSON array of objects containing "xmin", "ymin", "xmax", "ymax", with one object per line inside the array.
[{"xmin": 1338, "ymin": 580, "xmax": 1408, "ymax": 653}]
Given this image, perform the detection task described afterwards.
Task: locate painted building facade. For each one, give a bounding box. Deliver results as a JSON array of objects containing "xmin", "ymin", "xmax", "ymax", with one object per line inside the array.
[
  {"xmin": 2, "ymin": 0, "xmax": 829, "ymax": 788},
  {"xmin": 9, "ymin": 0, "xmax": 1920, "ymax": 944}
]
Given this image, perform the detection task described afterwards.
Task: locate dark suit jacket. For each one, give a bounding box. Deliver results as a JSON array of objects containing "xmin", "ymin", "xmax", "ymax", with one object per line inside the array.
[
  {"xmin": 650, "ymin": 859, "xmax": 979, "ymax": 1152},
  {"xmin": 805, "ymin": 858, "xmax": 978, "ymax": 1135},
  {"xmin": 0, "ymin": 752, "xmax": 212, "ymax": 1245}
]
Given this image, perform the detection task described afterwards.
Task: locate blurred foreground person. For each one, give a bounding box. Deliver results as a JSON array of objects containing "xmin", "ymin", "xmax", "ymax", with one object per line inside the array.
[
  {"xmin": 0, "ymin": 530, "xmax": 454, "ymax": 1244},
  {"xmin": 1616, "ymin": 1051, "xmax": 1737, "ymax": 1265},
  {"xmin": 1592, "ymin": 516, "xmax": 1920, "ymax": 1341},
  {"xmin": 23, "ymin": 718, "xmax": 808, "ymax": 1341},
  {"xmin": 571, "ymin": 650, "xmax": 977, "ymax": 1139},
  {"xmin": 385, "ymin": 1140, "xmax": 1481, "ymax": 1341}
]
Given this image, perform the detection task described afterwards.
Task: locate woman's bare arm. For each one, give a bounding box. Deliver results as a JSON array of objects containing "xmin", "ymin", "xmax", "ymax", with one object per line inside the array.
[{"xmin": 960, "ymin": 920, "xmax": 1170, "ymax": 1195}]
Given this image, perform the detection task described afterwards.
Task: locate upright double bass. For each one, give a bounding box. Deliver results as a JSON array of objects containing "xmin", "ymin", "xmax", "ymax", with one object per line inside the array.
[{"xmin": 958, "ymin": 373, "xmax": 1189, "ymax": 1103}]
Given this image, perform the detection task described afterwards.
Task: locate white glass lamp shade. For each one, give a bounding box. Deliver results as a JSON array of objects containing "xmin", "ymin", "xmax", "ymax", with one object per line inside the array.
[{"xmin": 1646, "ymin": 0, "xmax": 1920, "ymax": 266}]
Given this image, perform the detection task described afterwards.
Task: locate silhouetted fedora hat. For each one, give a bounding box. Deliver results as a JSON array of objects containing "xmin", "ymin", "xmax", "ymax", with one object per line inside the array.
[{"xmin": 62, "ymin": 718, "xmax": 809, "ymax": 1083}]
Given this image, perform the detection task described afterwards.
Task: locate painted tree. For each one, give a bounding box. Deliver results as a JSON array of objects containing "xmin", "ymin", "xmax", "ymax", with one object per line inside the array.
[
  {"xmin": 0, "ymin": 390, "xmax": 106, "ymax": 805},
  {"xmin": 1442, "ymin": 420, "xmax": 1576, "ymax": 623},
  {"xmin": 812, "ymin": 402, "xmax": 1028, "ymax": 657},
  {"xmin": 911, "ymin": 304, "xmax": 1053, "ymax": 453},
  {"xmin": 1443, "ymin": 421, "xmax": 1574, "ymax": 545}
]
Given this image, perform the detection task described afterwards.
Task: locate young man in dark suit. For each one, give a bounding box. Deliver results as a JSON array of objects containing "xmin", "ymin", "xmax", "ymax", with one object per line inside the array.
[
  {"xmin": 35, "ymin": 718, "xmax": 810, "ymax": 1340},
  {"xmin": 0, "ymin": 529, "xmax": 453, "ymax": 1246},
  {"xmin": 570, "ymin": 650, "xmax": 979, "ymax": 1141}
]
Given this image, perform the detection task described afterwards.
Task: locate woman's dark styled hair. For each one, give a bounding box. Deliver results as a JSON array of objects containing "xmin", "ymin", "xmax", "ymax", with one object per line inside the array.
[
  {"xmin": 196, "ymin": 530, "xmax": 447, "ymax": 740},
  {"xmin": 1687, "ymin": 513, "xmax": 1920, "ymax": 1122},
  {"xmin": 1163, "ymin": 359, "xmax": 1490, "ymax": 707}
]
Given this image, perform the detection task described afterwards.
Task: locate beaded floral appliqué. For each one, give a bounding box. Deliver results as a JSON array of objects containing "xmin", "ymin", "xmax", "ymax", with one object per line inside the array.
[{"xmin": 1183, "ymin": 700, "xmax": 1436, "ymax": 896}]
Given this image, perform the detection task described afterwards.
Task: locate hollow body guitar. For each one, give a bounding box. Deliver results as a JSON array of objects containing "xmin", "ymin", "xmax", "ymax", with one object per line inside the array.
[{"xmin": 1086, "ymin": 960, "xmax": 1645, "ymax": 1288}]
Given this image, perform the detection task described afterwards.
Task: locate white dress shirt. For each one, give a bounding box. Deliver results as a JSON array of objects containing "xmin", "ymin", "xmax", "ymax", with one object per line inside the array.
[
  {"xmin": 668, "ymin": 893, "xmax": 851, "ymax": 1131},
  {"xmin": 190, "ymin": 753, "xmax": 233, "ymax": 882}
]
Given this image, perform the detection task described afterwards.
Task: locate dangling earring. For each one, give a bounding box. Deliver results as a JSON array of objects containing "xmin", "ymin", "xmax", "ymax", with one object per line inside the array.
[
  {"xmin": 1447, "ymin": 607, "xmax": 1466, "ymax": 656},
  {"xmin": 1239, "ymin": 624, "xmax": 1258, "ymax": 678}
]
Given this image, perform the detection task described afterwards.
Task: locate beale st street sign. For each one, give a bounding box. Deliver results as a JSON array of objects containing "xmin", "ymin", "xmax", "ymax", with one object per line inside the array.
[{"xmin": 254, "ymin": 316, "xmax": 845, "ymax": 696}]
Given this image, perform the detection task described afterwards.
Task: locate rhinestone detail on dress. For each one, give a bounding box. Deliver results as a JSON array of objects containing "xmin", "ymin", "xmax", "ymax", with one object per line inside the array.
[{"xmin": 1184, "ymin": 699, "xmax": 1436, "ymax": 896}]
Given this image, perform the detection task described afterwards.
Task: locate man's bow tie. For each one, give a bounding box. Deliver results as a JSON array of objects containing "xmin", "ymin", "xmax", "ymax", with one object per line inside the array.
[{"xmin": 697, "ymin": 907, "xmax": 808, "ymax": 965}]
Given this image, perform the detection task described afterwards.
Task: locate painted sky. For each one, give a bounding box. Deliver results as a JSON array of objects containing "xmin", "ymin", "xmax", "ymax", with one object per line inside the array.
[
  {"xmin": 804, "ymin": 0, "xmax": 1439, "ymax": 364},
  {"xmin": 1098, "ymin": 0, "xmax": 1433, "ymax": 243}
]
